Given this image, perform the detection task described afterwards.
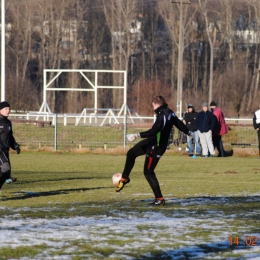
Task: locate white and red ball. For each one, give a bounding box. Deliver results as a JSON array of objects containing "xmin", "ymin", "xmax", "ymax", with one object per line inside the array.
[{"xmin": 112, "ymin": 173, "xmax": 122, "ymax": 187}]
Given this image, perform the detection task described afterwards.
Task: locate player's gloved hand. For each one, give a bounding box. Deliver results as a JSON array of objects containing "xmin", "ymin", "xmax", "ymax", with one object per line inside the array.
[
  {"xmin": 126, "ymin": 133, "xmax": 140, "ymax": 142},
  {"xmin": 15, "ymin": 144, "xmax": 20, "ymax": 154},
  {"xmin": 188, "ymin": 131, "xmax": 194, "ymax": 138}
]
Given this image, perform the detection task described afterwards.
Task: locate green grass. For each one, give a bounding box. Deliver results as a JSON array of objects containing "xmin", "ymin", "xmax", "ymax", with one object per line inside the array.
[
  {"xmin": 1, "ymin": 151, "xmax": 260, "ymax": 259},
  {"xmin": 2, "ymin": 151, "xmax": 260, "ymax": 206}
]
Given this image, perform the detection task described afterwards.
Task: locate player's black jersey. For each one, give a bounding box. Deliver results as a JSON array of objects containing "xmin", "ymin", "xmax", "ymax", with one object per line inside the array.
[
  {"xmin": 140, "ymin": 104, "xmax": 189, "ymax": 155},
  {"xmin": 0, "ymin": 114, "xmax": 17, "ymax": 150}
]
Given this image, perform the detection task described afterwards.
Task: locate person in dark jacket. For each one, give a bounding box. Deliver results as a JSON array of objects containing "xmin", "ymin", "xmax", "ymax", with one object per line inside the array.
[
  {"xmin": 196, "ymin": 102, "xmax": 216, "ymax": 157},
  {"xmin": 253, "ymin": 104, "xmax": 260, "ymax": 159},
  {"xmin": 210, "ymin": 101, "xmax": 230, "ymax": 157},
  {"xmin": 0, "ymin": 101, "xmax": 20, "ymax": 196},
  {"xmin": 183, "ymin": 104, "xmax": 202, "ymax": 156},
  {"xmin": 116, "ymin": 96, "xmax": 191, "ymax": 206}
]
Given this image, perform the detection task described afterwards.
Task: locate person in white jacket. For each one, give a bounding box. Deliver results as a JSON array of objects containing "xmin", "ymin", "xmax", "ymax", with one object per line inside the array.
[{"xmin": 253, "ymin": 104, "xmax": 260, "ymax": 159}]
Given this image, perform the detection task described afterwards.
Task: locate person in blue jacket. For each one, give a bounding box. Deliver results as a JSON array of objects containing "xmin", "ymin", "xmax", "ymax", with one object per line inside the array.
[{"xmin": 196, "ymin": 102, "xmax": 216, "ymax": 157}]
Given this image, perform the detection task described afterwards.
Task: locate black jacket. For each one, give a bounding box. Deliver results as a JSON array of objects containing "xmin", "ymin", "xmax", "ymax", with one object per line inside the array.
[
  {"xmin": 0, "ymin": 114, "xmax": 17, "ymax": 151},
  {"xmin": 183, "ymin": 110, "xmax": 198, "ymax": 131},
  {"xmin": 140, "ymin": 104, "xmax": 189, "ymax": 155}
]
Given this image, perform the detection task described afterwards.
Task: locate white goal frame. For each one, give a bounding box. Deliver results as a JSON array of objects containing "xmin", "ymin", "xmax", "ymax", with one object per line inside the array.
[{"xmin": 39, "ymin": 69, "xmax": 127, "ymax": 116}]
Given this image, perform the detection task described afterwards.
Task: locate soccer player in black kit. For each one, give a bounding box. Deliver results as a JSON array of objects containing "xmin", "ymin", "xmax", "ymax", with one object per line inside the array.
[
  {"xmin": 0, "ymin": 101, "xmax": 20, "ymax": 196},
  {"xmin": 116, "ymin": 96, "xmax": 191, "ymax": 206}
]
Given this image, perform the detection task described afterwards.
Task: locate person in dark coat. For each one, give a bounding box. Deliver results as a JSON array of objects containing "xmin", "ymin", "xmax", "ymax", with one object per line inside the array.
[
  {"xmin": 183, "ymin": 104, "xmax": 202, "ymax": 156},
  {"xmin": 253, "ymin": 104, "xmax": 260, "ymax": 159},
  {"xmin": 196, "ymin": 102, "xmax": 216, "ymax": 157},
  {"xmin": 0, "ymin": 101, "xmax": 20, "ymax": 196},
  {"xmin": 116, "ymin": 96, "xmax": 192, "ymax": 206},
  {"xmin": 210, "ymin": 101, "xmax": 229, "ymax": 157}
]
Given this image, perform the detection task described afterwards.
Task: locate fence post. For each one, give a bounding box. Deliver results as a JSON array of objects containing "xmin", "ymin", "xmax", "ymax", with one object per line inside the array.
[
  {"xmin": 54, "ymin": 113, "xmax": 57, "ymax": 151},
  {"xmin": 64, "ymin": 114, "xmax": 67, "ymax": 126},
  {"xmin": 124, "ymin": 113, "xmax": 127, "ymax": 149}
]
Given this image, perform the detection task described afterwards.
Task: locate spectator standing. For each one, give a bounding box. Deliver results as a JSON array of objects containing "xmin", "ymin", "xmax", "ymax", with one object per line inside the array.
[
  {"xmin": 210, "ymin": 101, "xmax": 229, "ymax": 157},
  {"xmin": 253, "ymin": 104, "xmax": 260, "ymax": 159},
  {"xmin": 183, "ymin": 104, "xmax": 202, "ymax": 156},
  {"xmin": 196, "ymin": 102, "xmax": 216, "ymax": 157}
]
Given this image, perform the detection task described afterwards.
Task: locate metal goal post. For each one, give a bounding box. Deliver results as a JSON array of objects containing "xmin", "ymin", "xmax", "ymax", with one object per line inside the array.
[{"xmin": 38, "ymin": 69, "xmax": 128, "ymax": 148}]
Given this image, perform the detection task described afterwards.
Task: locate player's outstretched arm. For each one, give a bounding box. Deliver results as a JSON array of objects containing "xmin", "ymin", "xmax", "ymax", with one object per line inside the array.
[{"xmin": 173, "ymin": 117, "xmax": 190, "ymax": 135}]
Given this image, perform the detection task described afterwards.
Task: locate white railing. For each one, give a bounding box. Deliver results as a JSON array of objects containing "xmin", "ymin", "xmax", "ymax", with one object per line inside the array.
[
  {"xmin": 9, "ymin": 110, "xmax": 149, "ymax": 126},
  {"xmin": 9, "ymin": 112, "xmax": 253, "ymax": 126}
]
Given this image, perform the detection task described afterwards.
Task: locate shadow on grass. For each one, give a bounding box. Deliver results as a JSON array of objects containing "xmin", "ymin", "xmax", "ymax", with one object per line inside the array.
[
  {"xmin": 12, "ymin": 171, "xmax": 110, "ymax": 184},
  {"xmin": 20, "ymin": 176, "xmax": 104, "ymax": 184},
  {"xmin": 4, "ymin": 186, "xmax": 108, "ymax": 201},
  {"xmin": 130, "ymin": 241, "xmax": 260, "ymax": 259}
]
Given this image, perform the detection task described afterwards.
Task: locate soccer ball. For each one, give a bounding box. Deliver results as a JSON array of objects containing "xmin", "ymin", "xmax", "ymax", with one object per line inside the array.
[{"xmin": 112, "ymin": 173, "xmax": 122, "ymax": 187}]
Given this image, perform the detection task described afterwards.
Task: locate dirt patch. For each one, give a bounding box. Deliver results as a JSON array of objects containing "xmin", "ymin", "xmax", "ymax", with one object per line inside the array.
[
  {"xmin": 232, "ymin": 148, "xmax": 258, "ymax": 157},
  {"xmin": 225, "ymin": 171, "xmax": 238, "ymax": 174}
]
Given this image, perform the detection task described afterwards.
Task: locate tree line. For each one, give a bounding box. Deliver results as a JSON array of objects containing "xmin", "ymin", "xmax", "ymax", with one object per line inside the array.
[{"xmin": 2, "ymin": 0, "xmax": 260, "ymax": 117}]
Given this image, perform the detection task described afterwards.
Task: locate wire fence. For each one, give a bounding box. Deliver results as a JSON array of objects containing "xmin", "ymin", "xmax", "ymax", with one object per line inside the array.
[{"xmin": 9, "ymin": 114, "xmax": 256, "ymax": 151}]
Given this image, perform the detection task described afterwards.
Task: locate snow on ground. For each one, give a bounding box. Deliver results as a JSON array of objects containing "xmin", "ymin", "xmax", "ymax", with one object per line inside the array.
[{"xmin": 1, "ymin": 196, "xmax": 260, "ymax": 259}]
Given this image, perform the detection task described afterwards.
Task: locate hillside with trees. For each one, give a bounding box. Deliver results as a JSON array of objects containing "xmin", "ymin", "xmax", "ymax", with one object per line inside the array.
[{"xmin": 2, "ymin": 0, "xmax": 260, "ymax": 117}]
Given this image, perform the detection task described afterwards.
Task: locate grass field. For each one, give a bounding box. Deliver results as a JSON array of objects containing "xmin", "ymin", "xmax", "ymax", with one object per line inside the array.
[{"xmin": 1, "ymin": 151, "xmax": 260, "ymax": 259}]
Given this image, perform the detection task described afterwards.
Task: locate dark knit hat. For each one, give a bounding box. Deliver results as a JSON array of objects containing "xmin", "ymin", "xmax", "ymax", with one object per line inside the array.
[
  {"xmin": 210, "ymin": 101, "xmax": 217, "ymax": 106},
  {"xmin": 187, "ymin": 103, "xmax": 193, "ymax": 108},
  {"xmin": 0, "ymin": 101, "xmax": 10, "ymax": 110},
  {"xmin": 202, "ymin": 102, "xmax": 208, "ymax": 107}
]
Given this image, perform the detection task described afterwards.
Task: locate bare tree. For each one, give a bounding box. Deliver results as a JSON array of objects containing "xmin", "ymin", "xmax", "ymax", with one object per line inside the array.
[
  {"xmin": 198, "ymin": 0, "xmax": 224, "ymax": 104},
  {"xmin": 6, "ymin": 0, "xmax": 41, "ymax": 110},
  {"xmin": 102, "ymin": 0, "xmax": 138, "ymax": 107},
  {"xmin": 221, "ymin": 0, "xmax": 235, "ymax": 64},
  {"xmin": 157, "ymin": 0, "xmax": 197, "ymax": 116},
  {"xmin": 246, "ymin": 0, "xmax": 260, "ymax": 112},
  {"xmin": 61, "ymin": 0, "xmax": 89, "ymax": 113},
  {"xmin": 5, "ymin": 0, "xmax": 260, "ymax": 117},
  {"xmin": 34, "ymin": 0, "xmax": 66, "ymax": 112}
]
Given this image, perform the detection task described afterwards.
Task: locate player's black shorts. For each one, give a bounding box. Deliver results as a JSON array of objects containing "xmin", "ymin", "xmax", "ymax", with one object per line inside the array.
[{"xmin": 0, "ymin": 150, "xmax": 9, "ymax": 165}]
